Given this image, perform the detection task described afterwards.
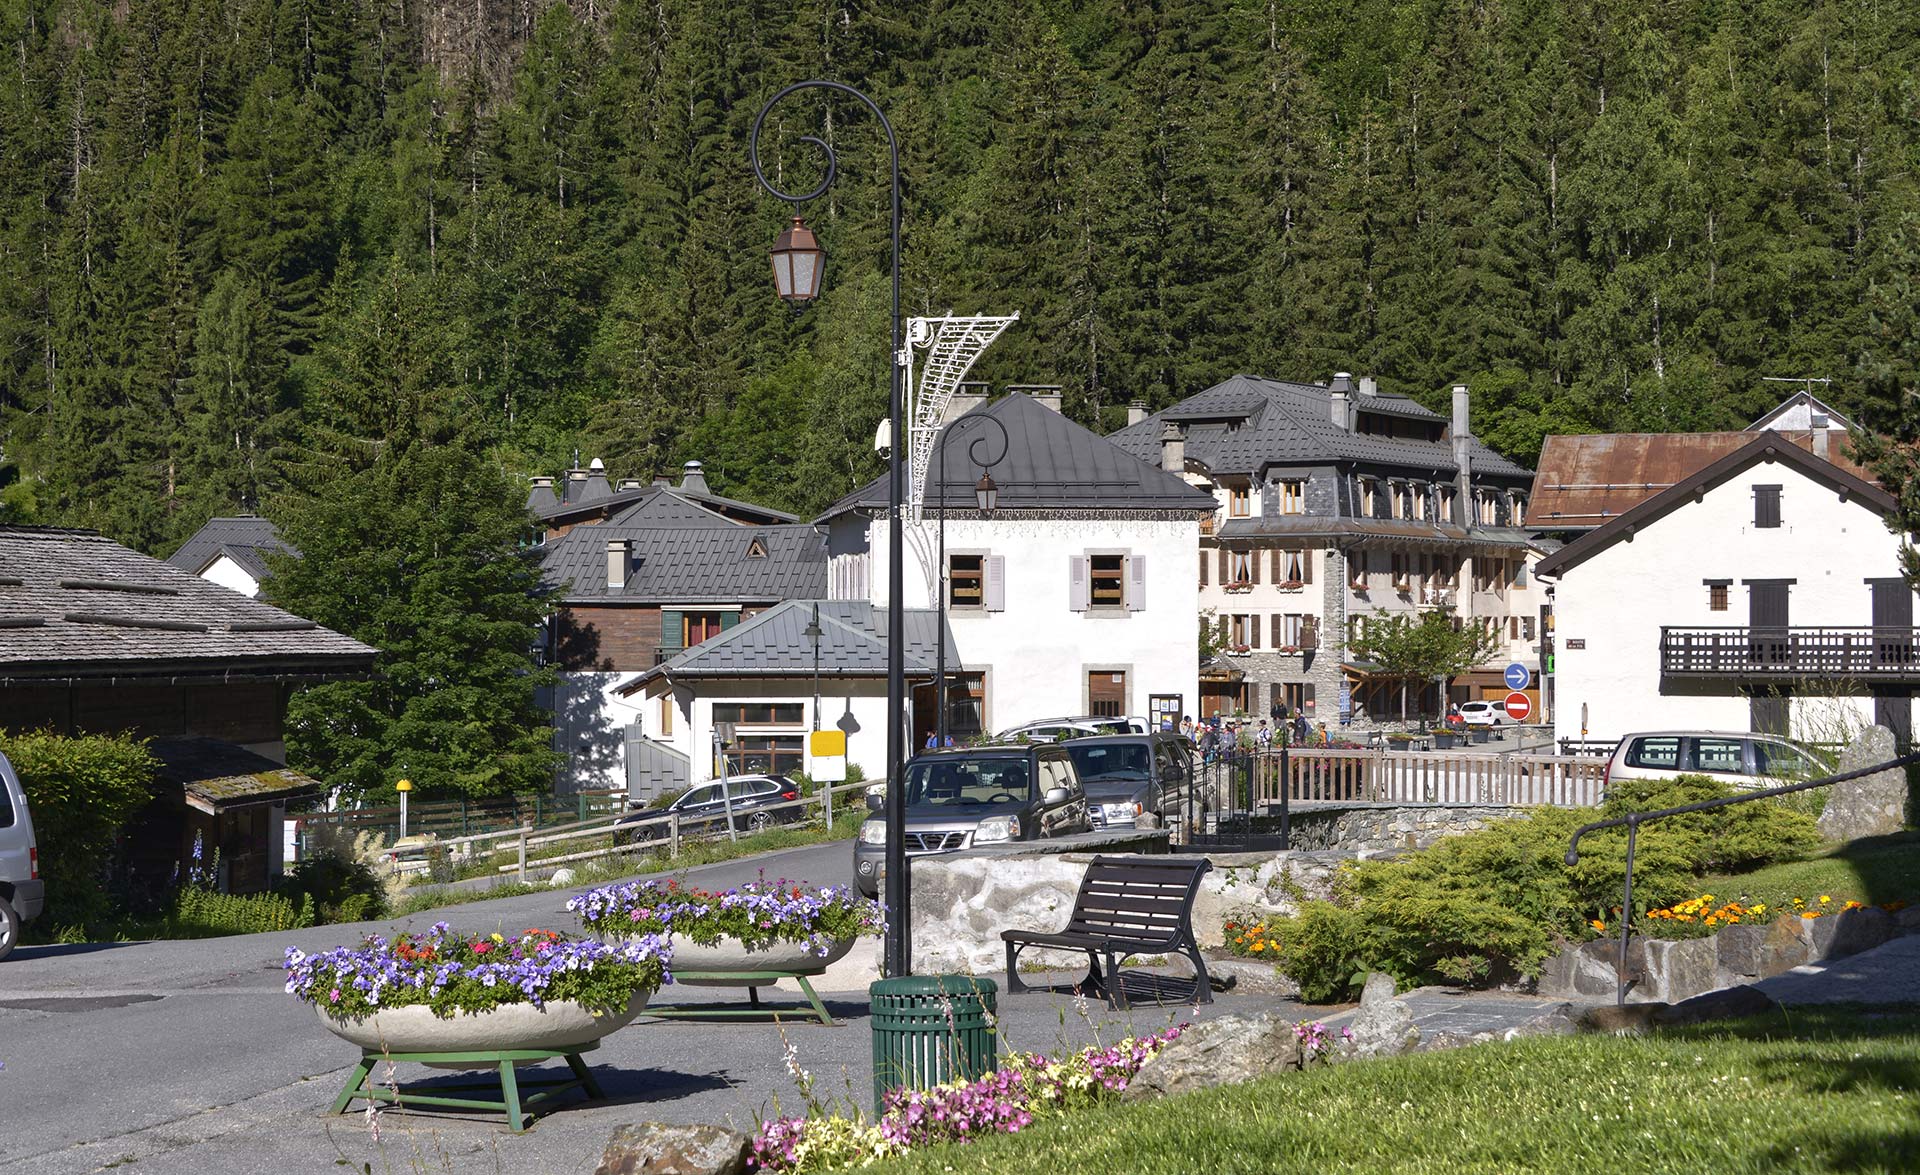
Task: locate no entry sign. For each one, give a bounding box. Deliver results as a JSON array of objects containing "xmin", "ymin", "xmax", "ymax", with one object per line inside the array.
[{"xmin": 1503, "ymin": 691, "xmax": 1533, "ymax": 723}]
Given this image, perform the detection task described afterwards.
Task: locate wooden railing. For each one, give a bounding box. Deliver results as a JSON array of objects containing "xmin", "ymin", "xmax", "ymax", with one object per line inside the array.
[
  {"xmin": 1661, "ymin": 626, "xmax": 1920, "ymax": 679},
  {"xmin": 1252, "ymin": 748, "xmax": 1607, "ymax": 808}
]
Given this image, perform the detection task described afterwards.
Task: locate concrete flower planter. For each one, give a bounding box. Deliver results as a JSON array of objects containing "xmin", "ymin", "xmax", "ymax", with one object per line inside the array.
[
  {"xmin": 318, "ymin": 992, "xmax": 650, "ymax": 1063},
  {"xmin": 660, "ymin": 933, "xmax": 857, "ymax": 986}
]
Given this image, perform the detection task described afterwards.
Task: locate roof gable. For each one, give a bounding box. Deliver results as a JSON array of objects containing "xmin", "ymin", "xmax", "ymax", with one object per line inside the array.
[
  {"xmin": 166, "ymin": 517, "xmax": 296, "ymax": 580},
  {"xmin": 819, "ymin": 393, "xmax": 1215, "ymax": 520},
  {"xmin": 541, "ymin": 523, "xmax": 827, "ymax": 602},
  {"xmin": 1748, "ymin": 389, "xmax": 1857, "ymax": 433},
  {"xmin": 621, "ymin": 599, "xmax": 955, "ymax": 690},
  {"xmin": 1534, "ymin": 436, "xmax": 1897, "ymax": 579}
]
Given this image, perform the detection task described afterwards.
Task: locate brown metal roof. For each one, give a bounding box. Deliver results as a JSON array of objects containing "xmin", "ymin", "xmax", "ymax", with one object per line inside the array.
[
  {"xmin": 1525, "ymin": 431, "xmax": 1870, "ymax": 528},
  {"xmin": 1534, "ymin": 435, "xmax": 1896, "ymax": 579}
]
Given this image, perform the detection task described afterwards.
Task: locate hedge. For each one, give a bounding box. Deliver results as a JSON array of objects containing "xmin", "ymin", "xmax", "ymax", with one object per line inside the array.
[{"xmin": 0, "ymin": 730, "xmax": 157, "ymax": 930}]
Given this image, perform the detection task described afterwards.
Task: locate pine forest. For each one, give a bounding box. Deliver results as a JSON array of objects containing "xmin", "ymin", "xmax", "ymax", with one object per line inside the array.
[{"xmin": 0, "ymin": 0, "xmax": 1917, "ymax": 553}]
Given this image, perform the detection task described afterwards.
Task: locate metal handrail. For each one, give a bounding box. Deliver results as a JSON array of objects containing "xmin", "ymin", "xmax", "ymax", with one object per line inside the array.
[{"xmin": 1565, "ymin": 749, "xmax": 1920, "ymax": 1005}]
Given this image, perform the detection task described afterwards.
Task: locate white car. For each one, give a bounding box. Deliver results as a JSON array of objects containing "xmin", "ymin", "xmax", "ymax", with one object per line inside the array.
[
  {"xmin": 995, "ymin": 715, "xmax": 1148, "ymax": 743},
  {"xmin": 1457, "ymin": 700, "xmax": 1513, "ymax": 726}
]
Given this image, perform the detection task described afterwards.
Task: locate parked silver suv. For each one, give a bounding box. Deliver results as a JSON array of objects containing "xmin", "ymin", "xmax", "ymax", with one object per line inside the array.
[
  {"xmin": 1605, "ymin": 731, "xmax": 1834, "ymax": 792},
  {"xmin": 0, "ymin": 749, "xmax": 44, "ymax": 961},
  {"xmin": 852, "ymin": 745, "xmax": 1092, "ymax": 898}
]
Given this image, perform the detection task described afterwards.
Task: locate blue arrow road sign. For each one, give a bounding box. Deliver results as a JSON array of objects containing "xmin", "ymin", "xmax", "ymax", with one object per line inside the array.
[{"xmin": 1504, "ymin": 662, "xmax": 1531, "ymax": 691}]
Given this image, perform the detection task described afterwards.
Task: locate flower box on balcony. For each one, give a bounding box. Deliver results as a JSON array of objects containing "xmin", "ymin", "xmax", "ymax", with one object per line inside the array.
[
  {"xmin": 1392, "ymin": 580, "xmax": 1413, "ymax": 594},
  {"xmin": 1223, "ymin": 581, "xmax": 1254, "ymax": 594},
  {"xmin": 1276, "ymin": 580, "xmax": 1305, "ymax": 592}
]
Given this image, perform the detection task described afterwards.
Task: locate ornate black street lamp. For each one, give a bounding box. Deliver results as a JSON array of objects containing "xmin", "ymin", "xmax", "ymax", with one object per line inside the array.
[
  {"xmin": 750, "ymin": 82, "xmax": 912, "ymax": 977},
  {"xmin": 933, "ymin": 414, "xmax": 1009, "ymax": 745}
]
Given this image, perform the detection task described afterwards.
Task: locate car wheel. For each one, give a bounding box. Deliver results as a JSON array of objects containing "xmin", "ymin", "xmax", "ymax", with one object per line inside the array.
[
  {"xmin": 0, "ymin": 895, "xmax": 19, "ymax": 962},
  {"xmin": 747, "ymin": 811, "xmax": 774, "ymax": 834}
]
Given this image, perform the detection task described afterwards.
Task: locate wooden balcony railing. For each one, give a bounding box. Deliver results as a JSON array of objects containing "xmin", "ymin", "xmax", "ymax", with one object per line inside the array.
[{"xmin": 1660, "ymin": 626, "xmax": 1920, "ymax": 680}]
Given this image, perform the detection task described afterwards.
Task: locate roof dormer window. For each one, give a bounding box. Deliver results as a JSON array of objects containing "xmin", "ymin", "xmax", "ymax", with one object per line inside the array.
[{"xmin": 746, "ymin": 538, "xmax": 768, "ymax": 558}]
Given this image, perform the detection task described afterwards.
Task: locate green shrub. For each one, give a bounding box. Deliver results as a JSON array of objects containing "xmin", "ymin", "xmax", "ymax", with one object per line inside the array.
[
  {"xmin": 273, "ymin": 848, "xmax": 389, "ymax": 924},
  {"xmin": 646, "ymin": 787, "xmax": 689, "ymax": 810},
  {"xmin": 1261, "ymin": 775, "xmax": 1821, "ymax": 1001},
  {"xmin": 170, "ymin": 886, "xmax": 315, "ymax": 937},
  {"xmin": 0, "ymin": 730, "xmax": 156, "ymax": 930}
]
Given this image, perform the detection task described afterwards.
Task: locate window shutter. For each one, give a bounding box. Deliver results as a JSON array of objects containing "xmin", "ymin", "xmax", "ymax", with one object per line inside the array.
[
  {"xmin": 1271, "ymin": 549, "xmax": 1282, "ymax": 581},
  {"xmin": 719, "ymin": 611, "xmax": 740, "ymax": 631},
  {"xmin": 1250, "ymin": 614, "xmax": 1261, "ymax": 648},
  {"xmin": 1754, "ymin": 485, "xmax": 1782, "ymax": 529},
  {"xmin": 659, "ymin": 609, "xmax": 684, "ymax": 655},
  {"xmin": 1128, "ymin": 555, "xmax": 1147, "ymax": 611},
  {"xmin": 1198, "ymin": 550, "xmax": 1208, "ymax": 587},
  {"xmin": 1069, "ymin": 556, "xmax": 1089, "ymax": 611},
  {"xmin": 985, "ymin": 555, "xmax": 1006, "ymax": 612},
  {"xmin": 1250, "ymin": 547, "xmax": 1260, "ymax": 584},
  {"xmin": 1302, "ymin": 549, "xmax": 1314, "ymax": 584},
  {"xmin": 1219, "ymin": 548, "xmax": 1229, "ymax": 581}
]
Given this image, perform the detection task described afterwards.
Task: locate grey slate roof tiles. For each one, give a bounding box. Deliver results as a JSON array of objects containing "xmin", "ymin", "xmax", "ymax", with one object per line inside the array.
[
  {"xmin": 818, "ymin": 392, "xmax": 1217, "ymax": 520},
  {"xmin": 626, "ymin": 600, "xmax": 955, "ymax": 689},
  {"xmin": 0, "ymin": 526, "xmax": 376, "ymax": 678},
  {"xmin": 1109, "ymin": 374, "xmax": 1534, "ymax": 480},
  {"xmin": 542, "ymin": 523, "xmax": 828, "ymax": 603},
  {"xmin": 165, "ymin": 516, "xmax": 296, "ymax": 581}
]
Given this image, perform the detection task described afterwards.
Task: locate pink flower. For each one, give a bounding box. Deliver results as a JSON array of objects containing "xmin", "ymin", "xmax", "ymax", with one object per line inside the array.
[{"xmin": 329, "ymin": 989, "xmax": 341, "ymax": 1003}]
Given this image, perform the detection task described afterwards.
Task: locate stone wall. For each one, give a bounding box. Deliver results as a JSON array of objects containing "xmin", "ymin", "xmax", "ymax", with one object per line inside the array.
[{"xmin": 1284, "ymin": 804, "xmax": 1529, "ymax": 852}]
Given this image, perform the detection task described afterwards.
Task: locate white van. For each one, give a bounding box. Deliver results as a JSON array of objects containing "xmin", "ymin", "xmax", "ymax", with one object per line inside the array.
[
  {"xmin": 0, "ymin": 750, "xmax": 43, "ymax": 960},
  {"xmin": 1605, "ymin": 731, "xmax": 1833, "ymax": 793}
]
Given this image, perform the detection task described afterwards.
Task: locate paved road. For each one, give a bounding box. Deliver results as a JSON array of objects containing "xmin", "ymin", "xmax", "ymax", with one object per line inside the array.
[{"xmin": 0, "ymin": 838, "xmax": 1308, "ymax": 1175}]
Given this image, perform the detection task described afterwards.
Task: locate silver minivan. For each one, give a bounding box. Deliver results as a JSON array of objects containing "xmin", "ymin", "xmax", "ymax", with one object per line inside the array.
[
  {"xmin": 1605, "ymin": 731, "xmax": 1833, "ymax": 792},
  {"xmin": 0, "ymin": 749, "xmax": 44, "ymax": 961}
]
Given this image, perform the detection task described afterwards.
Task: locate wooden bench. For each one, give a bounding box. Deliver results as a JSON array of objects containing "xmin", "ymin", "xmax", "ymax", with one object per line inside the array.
[{"xmin": 1001, "ymin": 855, "xmax": 1213, "ymax": 1010}]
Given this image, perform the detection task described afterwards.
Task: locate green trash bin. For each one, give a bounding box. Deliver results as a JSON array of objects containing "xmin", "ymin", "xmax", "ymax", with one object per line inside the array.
[{"xmin": 869, "ymin": 975, "xmax": 999, "ymax": 1115}]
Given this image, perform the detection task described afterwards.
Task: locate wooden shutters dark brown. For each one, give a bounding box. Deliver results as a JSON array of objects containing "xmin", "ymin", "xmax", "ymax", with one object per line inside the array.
[
  {"xmin": 1749, "ymin": 581, "xmax": 1791, "ymax": 666},
  {"xmin": 1873, "ymin": 580, "xmax": 1914, "ymax": 667},
  {"xmin": 1754, "ymin": 485, "xmax": 1782, "ymax": 528}
]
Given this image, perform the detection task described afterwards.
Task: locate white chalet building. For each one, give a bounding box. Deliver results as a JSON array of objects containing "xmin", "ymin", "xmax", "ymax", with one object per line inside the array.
[{"xmin": 1535, "ymin": 435, "xmax": 1914, "ymax": 747}]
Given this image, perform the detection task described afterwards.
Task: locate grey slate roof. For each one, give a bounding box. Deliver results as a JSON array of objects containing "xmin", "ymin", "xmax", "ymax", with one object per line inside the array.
[
  {"xmin": 818, "ymin": 393, "xmax": 1217, "ymax": 521},
  {"xmin": 602, "ymin": 492, "xmax": 737, "ymax": 529},
  {"xmin": 1109, "ymin": 374, "xmax": 1534, "ymax": 480},
  {"xmin": 621, "ymin": 600, "xmax": 955, "ymax": 690},
  {"xmin": 541, "ymin": 524, "xmax": 828, "ymax": 603},
  {"xmin": 165, "ymin": 516, "xmax": 296, "ymax": 581},
  {"xmin": 536, "ymin": 480, "xmax": 799, "ymax": 526},
  {"xmin": 0, "ymin": 526, "xmax": 376, "ymax": 680}
]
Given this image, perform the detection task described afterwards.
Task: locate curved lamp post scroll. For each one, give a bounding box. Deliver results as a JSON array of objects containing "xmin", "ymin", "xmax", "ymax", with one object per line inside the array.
[
  {"xmin": 750, "ymin": 82, "xmax": 912, "ymax": 980},
  {"xmin": 933, "ymin": 413, "xmax": 1010, "ymax": 746}
]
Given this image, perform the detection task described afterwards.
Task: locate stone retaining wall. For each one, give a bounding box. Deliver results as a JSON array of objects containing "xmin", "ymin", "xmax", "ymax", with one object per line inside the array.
[
  {"xmin": 1540, "ymin": 904, "xmax": 1920, "ymax": 1004},
  {"xmin": 1284, "ymin": 804, "xmax": 1529, "ymax": 852}
]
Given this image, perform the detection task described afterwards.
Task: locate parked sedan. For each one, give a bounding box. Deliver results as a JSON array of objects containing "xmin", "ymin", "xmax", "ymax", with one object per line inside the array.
[
  {"xmin": 615, "ymin": 775, "xmax": 802, "ymax": 844},
  {"xmin": 1457, "ymin": 700, "xmax": 1513, "ymax": 726}
]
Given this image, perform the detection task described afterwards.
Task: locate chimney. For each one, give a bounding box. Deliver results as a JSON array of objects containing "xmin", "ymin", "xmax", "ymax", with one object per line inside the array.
[
  {"xmin": 616, "ymin": 478, "xmax": 644, "ymax": 492},
  {"xmin": 1358, "ymin": 375, "xmax": 1378, "ymax": 398},
  {"xmin": 1007, "ymin": 384, "xmax": 1063, "ymax": 413},
  {"xmin": 1160, "ymin": 421, "xmax": 1185, "ymax": 474},
  {"xmin": 564, "ymin": 466, "xmax": 589, "ymax": 504},
  {"xmin": 1127, "ymin": 400, "xmax": 1150, "ymax": 426},
  {"xmin": 679, "ymin": 460, "xmax": 710, "ymax": 495},
  {"xmin": 1330, "ymin": 372, "xmax": 1354, "ymax": 431},
  {"xmin": 651, "ymin": 472, "xmax": 671, "ymax": 488},
  {"xmin": 1451, "ymin": 384, "xmax": 1473, "ymax": 527},
  {"xmin": 526, "ymin": 475, "xmax": 559, "ymax": 515},
  {"xmin": 943, "ymin": 381, "xmax": 990, "ymax": 425},
  {"xmin": 1812, "ymin": 428, "xmax": 1830, "ymax": 463},
  {"xmin": 578, "ymin": 458, "xmax": 612, "ymax": 504},
  {"xmin": 605, "ymin": 538, "xmax": 631, "ymax": 590}
]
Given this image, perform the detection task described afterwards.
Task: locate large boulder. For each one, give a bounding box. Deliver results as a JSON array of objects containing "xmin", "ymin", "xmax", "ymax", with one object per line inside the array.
[
  {"xmin": 1539, "ymin": 940, "xmax": 1624, "ymax": 999},
  {"xmin": 1758, "ymin": 916, "xmax": 1814, "ymax": 977},
  {"xmin": 1636, "ymin": 937, "xmax": 1718, "ymax": 1004},
  {"xmin": 1826, "ymin": 905, "xmax": 1896, "ymax": 959},
  {"xmin": 1121, "ymin": 1012, "xmax": 1304, "ymax": 1100},
  {"xmin": 1715, "ymin": 924, "xmax": 1770, "ymax": 983},
  {"xmin": 1818, "ymin": 725, "xmax": 1908, "ymax": 841},
  {"xmin": 1342, "ymin": 971, "xmax": 1419, "ymax": 1059},
  {"xmin": 594, "ymin": 1123, "xmax": 751, "ymax": 1175}
]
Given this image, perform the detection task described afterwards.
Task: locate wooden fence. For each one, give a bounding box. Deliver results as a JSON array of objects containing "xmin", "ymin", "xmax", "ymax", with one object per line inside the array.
[{"xmin": 1253, "ymin": 748, "xmax": 1607, "ymax": 808}]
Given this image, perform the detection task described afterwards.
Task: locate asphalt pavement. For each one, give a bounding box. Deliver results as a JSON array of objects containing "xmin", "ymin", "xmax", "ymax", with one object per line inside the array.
[{"xmin": 0, "ymin": 837, "xmax": 1309, "ymax": 1175}]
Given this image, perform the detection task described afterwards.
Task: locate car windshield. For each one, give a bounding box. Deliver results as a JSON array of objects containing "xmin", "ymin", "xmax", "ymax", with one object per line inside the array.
[
  {"xmin": 1066, "ymin": 743, "xmax": 1151, "ymax": 780},
  {"xmin": 902, "ymin": 758, "xmax": 1031, "ymax": 808}
]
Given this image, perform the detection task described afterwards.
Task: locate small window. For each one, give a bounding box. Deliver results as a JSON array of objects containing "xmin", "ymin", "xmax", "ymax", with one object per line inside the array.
[
  {"xmin": 1359, "ymin": 479, "xmax": 1377, "ymax": 518},
  {"xmin": 1708, "ymin": 583, "xmax": 1730, "ymax": 611},
  {"xmin": 712, "ymin": 702, "xmax": 805, "ymax": 726},
  {"xmin": 1228, "ymin": 551, "xmax": 1252, "ymax": 585},
  {"xmin": 1754, "ymin": 485, "xmax": 1782, "ymax": 529},
  {"xmin": 1089, "ymin": 554, "xmax": 1126, "ymax": 607},
  {"xmin": 1228, "ymin": 485, "xmax": 1250, "ymax": 517},
  {"xmin": 949, "ymin": 554, "xmax": 984, "ymax": 607},
  {"xmin": 746, "ymin": 538, "xmax": 767, "ymax": 558},
  {"xmin": 684, "ymin": 611, "xmax": 727, "ymax": 645},
  {"xmin": 1624, "ymin": 737, "xmax": 1681, "ymax": 769},
  {"xmin": 1691, "ymin": 737, "xmax": 1746, "ymax": 774},
  {"xmin": 1278, "ymin": 480, "xmax": 1304, "ymax": 514}
]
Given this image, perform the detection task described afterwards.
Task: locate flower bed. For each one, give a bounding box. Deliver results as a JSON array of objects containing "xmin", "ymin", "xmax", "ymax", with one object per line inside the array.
[
  {"xmin": 1585, "ymin": 892, "xmax": 1906, "ymax": 940},
  {"xmin": 284, "ymin": 923, "xmax": 670, "ymax": 1018},
  {"xmin": 567, "ymin": 877, "xmax": 884, "ymax": 956}
]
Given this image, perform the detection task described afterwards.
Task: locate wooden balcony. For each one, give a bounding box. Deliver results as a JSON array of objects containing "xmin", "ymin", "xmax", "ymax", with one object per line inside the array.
[{"xmin": 1660, "ymin": 626, "xmax": 1920, "ymax": 681}]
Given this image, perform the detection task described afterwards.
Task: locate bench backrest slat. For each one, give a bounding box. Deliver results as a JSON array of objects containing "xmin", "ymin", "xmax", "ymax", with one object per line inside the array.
[{"xmin": 1059, "ymin": 855, "xmax": 1211, "ymax": 946}]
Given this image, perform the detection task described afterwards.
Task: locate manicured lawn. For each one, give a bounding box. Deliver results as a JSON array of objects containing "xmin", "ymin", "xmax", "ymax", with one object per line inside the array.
[
  {"xmin": 1704, "ymin": 831, "xmax": 1920, "ymax": 911},
  {"xmin": 874, "ymin": 1008, "xmax": 1920, "ymax": 1174}
]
